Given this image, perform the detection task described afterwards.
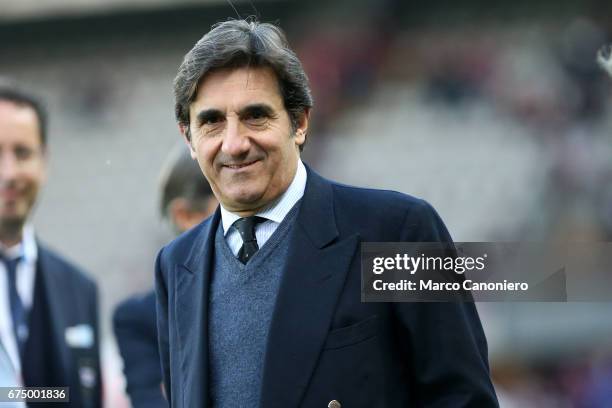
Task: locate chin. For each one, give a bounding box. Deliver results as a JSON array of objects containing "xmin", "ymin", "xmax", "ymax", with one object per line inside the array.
[
  {"xmin": 0, "ymin": 215, "xmax": 26, "ymax": 230},
  {"xmin": 226, "ymin": 188, "xmax": 265, "ymax": 207}
]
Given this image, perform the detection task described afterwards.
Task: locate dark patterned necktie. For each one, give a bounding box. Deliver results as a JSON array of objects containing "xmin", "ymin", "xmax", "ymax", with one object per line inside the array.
[
  {"xmin": 2, "ymin": 255, "xmax": 28, "ymax": 356},
  {"xmin": 233, "ymin": 216, "xmax": 266, "ymax": 264}
]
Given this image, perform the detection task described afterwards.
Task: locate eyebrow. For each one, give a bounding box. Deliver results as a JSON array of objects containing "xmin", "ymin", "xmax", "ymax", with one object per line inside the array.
[{"xmin": 237, "ymin": 103, "xmax": 275, "ymax": 118}]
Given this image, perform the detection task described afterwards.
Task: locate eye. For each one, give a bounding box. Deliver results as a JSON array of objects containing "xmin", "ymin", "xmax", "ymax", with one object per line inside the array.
[
  {"xmin": 14, "ymin": 146, "xmax": 34, "ymax": 161},
  {"xmin": 201, "ymin": 113, "xmax": 224, "ymax": 126},
  {"xmin": 247, "ymin": 110, "xmax": 266, "ymax": 120},
  {"xmin": 243, "ymin": 107, "xmax": 271, "ymax": 126},
  {"xmin": 196, "ymin": 111, "xmax": 226, "ymax": 137},
  {"xmin": 204, "ymin": 115, "xmax": 222, "ymax": 125}
]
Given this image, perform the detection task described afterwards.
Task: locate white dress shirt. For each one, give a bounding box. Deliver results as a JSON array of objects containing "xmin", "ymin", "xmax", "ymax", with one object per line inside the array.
[
  {"xmin": 220, "ymin": 159, "xmax": 307, "ymax": 256},
  {"xmin": 0, "ymin": 225, "xmax": 38, "ymax": 376},
  {"xmin": 0, "ymin": 341, "xmax": 25, "ymax": 405}
]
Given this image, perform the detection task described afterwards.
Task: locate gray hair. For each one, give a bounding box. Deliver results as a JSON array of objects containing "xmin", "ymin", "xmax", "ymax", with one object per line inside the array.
[{"xmin": 173, "ymin": 19, "xmax": 313, "ymax": 143}]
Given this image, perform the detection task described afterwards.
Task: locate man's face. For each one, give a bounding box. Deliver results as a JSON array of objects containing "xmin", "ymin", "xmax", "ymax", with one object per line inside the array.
[
  {"xmin": 186, "ymin": 66, "xmax": 307, "ymax": 215},
  {"xmin": 0, "ymin": 101, "xmax": 46, "ymax": 229}
]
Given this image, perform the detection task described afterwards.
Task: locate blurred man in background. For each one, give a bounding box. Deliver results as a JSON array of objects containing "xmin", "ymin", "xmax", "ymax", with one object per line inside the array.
[
  {"xmin": 156, "ymin": 19, "xmax": 498, "ymax": 407},
  {"xmin": 113, "ymin": 145, "xmax": 216, "ymax": 408},
  {"xmin": 0, "ymin": 81, "xmax": 101, "ymax": 407}
]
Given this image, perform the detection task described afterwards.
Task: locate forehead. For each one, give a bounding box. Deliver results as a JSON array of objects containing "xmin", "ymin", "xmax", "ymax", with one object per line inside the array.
[
  {"xmin": 191, "ymin": 66, "xmax": 284, "ymax": 111},
  {"xmin": 0, "ymin": 100, "xmax": 41, "ymax": 146}
]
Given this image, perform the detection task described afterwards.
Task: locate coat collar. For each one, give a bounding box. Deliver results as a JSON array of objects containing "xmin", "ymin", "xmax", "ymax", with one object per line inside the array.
[
  {"xmin": 259, "ymin": 167, "xmax": 359, "ymax": 407},
  {"xmin": 294, "ymin": 164, "xmax": 339, "ymax": 249},
  {"xmin": 174, "ymin": 208, "xmax": 219, "ymax": 407},
  {"xmin": 35, "ymin": 246, "xmax": 72, "ymax": 388}
]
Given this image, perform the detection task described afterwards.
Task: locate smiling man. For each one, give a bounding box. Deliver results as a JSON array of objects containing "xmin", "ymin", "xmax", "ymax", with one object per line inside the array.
[
  {"xmin": 0, "ymin": 82, "xmax": 101, "ymax": 407},
  {"xmin": 155, "ymin": 19, "xmax": 498, "ymax": 407}
]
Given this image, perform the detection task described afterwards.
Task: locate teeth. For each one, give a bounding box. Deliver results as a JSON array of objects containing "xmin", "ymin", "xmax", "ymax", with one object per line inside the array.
[{"xmin": 227, "ymin": 161, "xmax": 254, "ymax": 169}]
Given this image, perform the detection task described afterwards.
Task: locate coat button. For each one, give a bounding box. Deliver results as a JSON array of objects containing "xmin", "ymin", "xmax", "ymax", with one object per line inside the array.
[{"xmin": 328, "ymin": 400, "xmax": 341, "ymax": 408}]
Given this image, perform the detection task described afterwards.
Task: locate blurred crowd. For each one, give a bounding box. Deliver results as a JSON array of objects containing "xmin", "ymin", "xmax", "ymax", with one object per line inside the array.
[
  {"xmin": 495, "ymin": 354, "xmax": 612, "ymax": 407},
  {"xmin": 294, "ymin": 11, "xmax": 612, "ymax": 408}
]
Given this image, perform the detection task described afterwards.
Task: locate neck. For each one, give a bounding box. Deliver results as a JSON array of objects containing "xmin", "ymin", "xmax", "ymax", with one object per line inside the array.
[
  {"xmin": 226, "ymin": 188, "xmax": 288, "ymax": 218},
  {"xmin": 0, "ymin": 221, "xmax": 24, "ymax": 247}
]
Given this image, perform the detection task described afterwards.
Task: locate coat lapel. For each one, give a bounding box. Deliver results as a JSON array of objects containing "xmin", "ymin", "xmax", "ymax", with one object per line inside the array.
[
  {"xmin": 36, "ymin": 247, "xmax": 72, "ymax": 388},
  {"xmin": 259, "ymin": 169, "xmax": 360, "ymax": 408},
  {"xmin": 175, "ymin": 209, "xmax": 220, "ymax": 407}
]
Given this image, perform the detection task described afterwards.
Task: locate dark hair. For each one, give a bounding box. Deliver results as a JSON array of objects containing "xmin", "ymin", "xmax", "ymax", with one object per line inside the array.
[
  {"xmin": 0, "ymin": 79, "xmax": 48, "ymax": 148},
  {"xmin": 159, "ymin": 145, "xmax": 214, "ymax": 218},
  {"xmin": 174, "ymin": 19, "xmax": 313, "ymax": 144}
]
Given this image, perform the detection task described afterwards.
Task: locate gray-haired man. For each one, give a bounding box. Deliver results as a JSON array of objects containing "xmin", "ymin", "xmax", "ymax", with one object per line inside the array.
[{"xmin": 156, "ymin": 19, "xmax": 498, "ymax": 407}]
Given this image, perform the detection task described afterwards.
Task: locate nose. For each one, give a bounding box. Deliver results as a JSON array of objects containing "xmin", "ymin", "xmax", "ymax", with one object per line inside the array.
[{"xmin": 221, "ymin": 116, "xmax": 250, "ymax": 157}]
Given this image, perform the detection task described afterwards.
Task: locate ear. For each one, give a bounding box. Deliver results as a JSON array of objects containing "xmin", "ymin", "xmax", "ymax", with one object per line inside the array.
[
  {"xmin": 294, "ymin": 108, "xmax": 310, "ymax": 147},
  {"xmin": 179, "ymin": 123, "xmax": 197, "ymax": 159}
]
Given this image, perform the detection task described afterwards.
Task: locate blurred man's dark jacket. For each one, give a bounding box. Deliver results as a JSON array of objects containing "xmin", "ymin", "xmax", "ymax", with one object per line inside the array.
[
  {"xmin": 113, "ymin": 292, "xmax": 166, "ymax": 408},
  {"xmin": 26, "ymin": 243, "xmax": 101, "ymax": 408}
]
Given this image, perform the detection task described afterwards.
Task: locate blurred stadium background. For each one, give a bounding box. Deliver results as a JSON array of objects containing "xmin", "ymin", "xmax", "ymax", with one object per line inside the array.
[{"xmin": 2, "ymin": 0, "xmax": 612, "ymax": 406}]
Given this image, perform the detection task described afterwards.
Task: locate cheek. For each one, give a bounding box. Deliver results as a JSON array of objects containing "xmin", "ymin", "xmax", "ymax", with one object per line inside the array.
[
  {"xmin": 36, "ymin": 167, "xmax": 47, "ymax": 187},
  {"xmin": 21, "ymin": 168, "xmax": 45, "ymax": 190},
  {"xmin": 194, "ymin": 141, "xmax": 219, "ymax": 169},
  {"xmin": 195, "ymin": 159, "xmax": 214, "ymax": 187},
  {"xmin": 196, "ymin": 137, "xmax": 214, "ymax": 154}
]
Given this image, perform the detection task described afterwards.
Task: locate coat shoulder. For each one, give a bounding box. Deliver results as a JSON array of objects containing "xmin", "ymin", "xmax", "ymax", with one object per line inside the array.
[
  {"xmin": 37, "ymin": 243, "xmax": 97, "ymax": 293},
  {"xmin": 321, "ymin": 177, "xmax": 449, "ymax": 241},
  {"xmin": 113, "ymin": 291, "xmax": 156, "ymax": 330},
  {"xmin": 330, "ymin": 180, "xmax": 431, "ymax": 220}
]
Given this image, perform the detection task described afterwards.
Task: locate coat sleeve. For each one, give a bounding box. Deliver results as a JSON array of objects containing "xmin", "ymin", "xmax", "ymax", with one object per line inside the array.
[
  {"xmin": 154, "ymin": 248, "xmax": 172, "ymax": 405},
  {"xmin": 394, "ymin": 199, "xmax": 499, "ymax": 407},
  {"xmin": 112, "ymin": 294, "xmax": 167, "ymax": 408}
]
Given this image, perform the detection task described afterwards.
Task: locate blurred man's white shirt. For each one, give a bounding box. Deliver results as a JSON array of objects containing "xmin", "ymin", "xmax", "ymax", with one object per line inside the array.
[
  {"xmin": 0, "ymin": 224, "xmax": 37, "ymax": 375},
  {"xmin": 0, "ymin": 340, "xmax": 25, "ymax": 407}
]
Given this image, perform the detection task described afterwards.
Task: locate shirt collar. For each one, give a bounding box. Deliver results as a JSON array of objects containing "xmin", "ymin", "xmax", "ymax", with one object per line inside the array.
[
  {"xmin": 220, "ymin": 159, "xmax": 307, "ymax": 235},
  {"xmin": 0, "ymin": 224, "xmax": 38, "ymax": 263}
]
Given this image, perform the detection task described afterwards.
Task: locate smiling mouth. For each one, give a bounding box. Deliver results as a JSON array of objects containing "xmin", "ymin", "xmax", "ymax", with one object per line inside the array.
[{"xmin": 224, "ymin": 160, "xmax": 260, "ymax": 170}]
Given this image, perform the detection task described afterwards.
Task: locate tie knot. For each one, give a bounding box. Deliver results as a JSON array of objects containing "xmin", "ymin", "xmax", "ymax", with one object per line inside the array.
[
  {"xmin": 233, "ymin": 216, "xmax": 265, "ymax": 243},
  {"xmin": 0, "ymin": 254, "xmax": 22, "ymax": 274}
]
